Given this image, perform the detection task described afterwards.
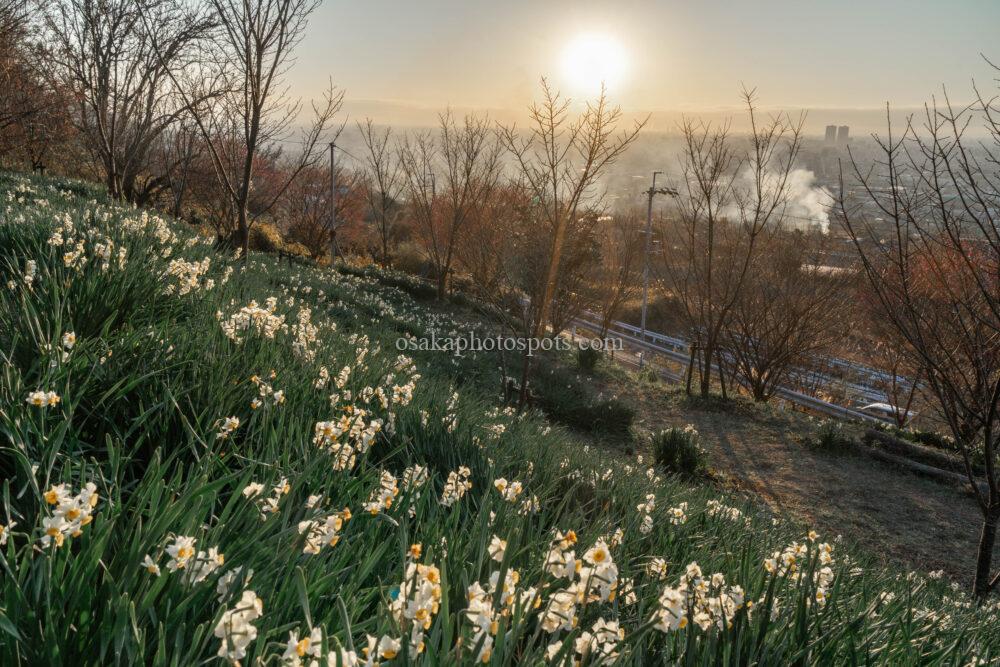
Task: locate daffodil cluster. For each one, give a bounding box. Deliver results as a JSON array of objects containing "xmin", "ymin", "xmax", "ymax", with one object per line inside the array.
[
  {"xmin": 25, "ymin": 390, "xmax": 60, "ymax": 408},
  {"xmin": 249, "ymin": 372, "xmax": 286, "ymax": 410},
  {"xmin": 545, "ymin": 617, "xmax": 624, "ymax": 665},
  {"xmin": 297, "ymin": 507, "xmax": 352, "ymax": 554},
  {"xmin": 218, "ymin": 298, "xmax": 287, "ymax": 342},
  {"xmin": 39, "ymin": 482, "xmax": 99, "ymax": 547},
  {"xmin": 440, "ymin": 466, "xmax": 472, "ymax": 507},
  {"xmin": 164, "ymin": 256, "xmax": 212, "ymax": 295},
  {"xmin": 651, "ymin": 562, "xmax": 747, "ymax": 633},
  {"xmin": 214, "ymin": 590, "xmax": 263, "ymax": 663},
  {"xmin": 242, "ymin": 477, "xmax": 290, "ymax": 519},
  {"xmin": 389, "ymin": 553, "xmax": 442, "ymax": 656},
  {"xmin": 637, "ymin": 493, "xmax": 656, "ymax": 535},
  {"xmin": 312, "ymin": 406, "xmax": 384, "ymax": 471},
  {"xmin": 364, "ymin": 471, "xmax": 399, "ymax": 515}
]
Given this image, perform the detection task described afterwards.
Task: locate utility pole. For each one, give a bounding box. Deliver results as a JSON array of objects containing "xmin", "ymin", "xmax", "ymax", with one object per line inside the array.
[
  {"xmin": 639, "ymin": 171, "xmax": 679, "ymax": 368},
  {"xmin": 329, "ymin": 141, "xmax": 337, "ymax": 262}
]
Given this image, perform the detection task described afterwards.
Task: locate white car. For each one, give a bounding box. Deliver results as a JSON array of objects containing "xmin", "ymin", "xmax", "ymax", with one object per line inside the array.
[{"xmin": 858, "ymin": 402, "xmax": 917, "ymax": 423}]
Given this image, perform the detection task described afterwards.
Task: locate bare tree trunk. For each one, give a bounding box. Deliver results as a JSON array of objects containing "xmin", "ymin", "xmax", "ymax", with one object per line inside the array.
[
  {"xmin": 534, "ymin": 220, "xmax": 569, "ymax": 337},
  {"xmin": 235, "ymin": 204, "xmax": 249, "ymax": 255},
  {"xmin": 700, "ymin": 343, "xmax": 714, "ymax": 396},
  {"xmin": 718, "ymin": 353, "xmax": 728, "ymax": 400},
  {"xmin": 974, "ymin": 509, "xmax": 999, "ymax": 597},
  {"xmin": 517, "ymin": 349, "xmax": 532, "ymax": 409},
  {"xmin": 436, "ymin": 270, "xmax": 448, "ymax": 300},
  {"xmin": 685, "ymin": 344, "xmax": 697, "ymax": 396}
]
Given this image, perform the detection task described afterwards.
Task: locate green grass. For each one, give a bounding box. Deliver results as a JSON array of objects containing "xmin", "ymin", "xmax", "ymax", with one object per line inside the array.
[{"xmin": 0, "ymin": 170, "xmax": 998, "ymax": 665}]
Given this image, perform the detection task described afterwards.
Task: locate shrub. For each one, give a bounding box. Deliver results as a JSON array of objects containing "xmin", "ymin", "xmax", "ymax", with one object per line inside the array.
[
  {"xmin": 577, "ymin": 346, "xmax": 601, "ymax": 372},
  {"xmin": 806, "ymin": 421, "xmax": 856, "ymax": 453},
  {"xmin": 589, "ymin": 397, "xmax": 635, "ymax": 434},
  {"xmin": 535, "ymin": 390, "xmax": 634, "ymax": 436},
  {"xmin": 248, "ymin": 222, "xmax": 282, "ymax": 252},
  {"xmin": 653, "ymin": 425, "xmax": 708, "ymax": 477},
  {"xmin": 638, "ymin": 366, "xmax": 660, "ymax": 384},
  {"xmin": 393, "ymin": 241, "xmax": 430, "ymax": 276},
  {"xmin": 910, "ymin": 429, "xmax": 954, "ymax": 451}
]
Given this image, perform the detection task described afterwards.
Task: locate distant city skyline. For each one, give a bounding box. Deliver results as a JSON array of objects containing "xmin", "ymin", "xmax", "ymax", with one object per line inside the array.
[{"xmin": 290, "ymin": 0, "xmax": 999, "ymax": 133}]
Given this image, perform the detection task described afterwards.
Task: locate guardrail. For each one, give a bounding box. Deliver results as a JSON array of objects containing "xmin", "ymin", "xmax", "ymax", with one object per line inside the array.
[
  {"xmin": 380, "ymin": 281, "xmax": 892, "ymax": 424},
  {"xmin": 584, "ymin": 311, "xmax": 894, "ymax": 402},
  {"xmin": 570, "ymin": 315, "xmax": 890, "ymax": 425}
]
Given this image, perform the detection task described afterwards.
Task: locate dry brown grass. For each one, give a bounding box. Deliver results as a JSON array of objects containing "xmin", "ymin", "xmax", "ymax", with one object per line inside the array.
[{"xmin": 587, "ymin": 363, "xmax": 993, "ymax": 586}]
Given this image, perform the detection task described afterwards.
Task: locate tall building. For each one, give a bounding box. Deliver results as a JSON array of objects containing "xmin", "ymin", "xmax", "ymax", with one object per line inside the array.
[
  {"xmin": 837, "ymin": 125, "xmax": 850, "ymax": 143},
  {"xmin": 824, "ymin": 125, "xmax": 837, "ymax": 143}
]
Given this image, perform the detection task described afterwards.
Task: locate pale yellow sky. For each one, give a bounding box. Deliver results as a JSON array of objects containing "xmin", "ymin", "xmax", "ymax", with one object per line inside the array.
[{"xmin": 288, "ymin": 0, "xmax": 999, "ymax": 132}]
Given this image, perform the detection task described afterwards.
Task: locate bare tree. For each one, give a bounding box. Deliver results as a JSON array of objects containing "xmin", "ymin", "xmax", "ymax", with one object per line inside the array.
[
  {"xmin": 722, "ymin": 229, "xmax": 851, "ymax": 402},
  {"xmin": 282, "ymin": 161, "xmax": 361, "ymax": 260},
  {"xmin": 546, "ymin": 216, "xmax": 602, "ymax": 337},
  {"xmin": 657, "ymin": 90, "xmax": 805, "ymax": 397},
  {"xmin": 144, "ymin": 0, "xmax": 342, "ymax": 254},
  {"xmin": 43, "ymin": 0, "xmax": 214, "ymax": 202},
  {"xmin": 456, "ymin": 180, "xmax": 603, "ymax": 402},
  {"xmin": 399, "ymin": 111, "xmax": 503, "ymax": 299},
  {"xmin": 156, "ymin": 117, "xmax": 204, "ymax": 219},
  {"xmin": 456, "ymin": 182, "xmax": 529, "ymax": 301},
  {"xmin": 837, "ymin": 74, "xmax": 1000, "ymax": 597},
  {"xmin": 868, "ymin": 336, "xmax": 922, "ymax": 429},
  {"xmin": 498, "ymin": 80, "xmax": 644, "ymax": 405},
  {"xmin": 357, "ymin": 118, "xmax": 405, "ymax": 266},
  {"xmin": 0, "ymin": 0, "xmax": 55, "ymax": 158},
  {"xmin": 589, "ymin": 210, "xmax": 644, "ymax": 338}
]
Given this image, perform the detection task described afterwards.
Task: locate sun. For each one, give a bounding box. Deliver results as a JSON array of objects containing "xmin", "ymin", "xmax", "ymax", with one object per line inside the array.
[{"xmin": 560, "ymin": 33, "xmax": 629, "ymax": 96}]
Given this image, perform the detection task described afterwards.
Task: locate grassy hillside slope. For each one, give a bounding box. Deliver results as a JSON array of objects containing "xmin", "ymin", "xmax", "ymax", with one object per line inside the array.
[{"xmin": 0, "ymin": 172, "xmax": 998, "ymax": 665}]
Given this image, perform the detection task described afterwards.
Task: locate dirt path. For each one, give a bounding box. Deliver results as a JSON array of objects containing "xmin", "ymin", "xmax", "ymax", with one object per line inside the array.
[{"xmin": 604, "ymin": 371, "xmax": 994, "ymax": 586}]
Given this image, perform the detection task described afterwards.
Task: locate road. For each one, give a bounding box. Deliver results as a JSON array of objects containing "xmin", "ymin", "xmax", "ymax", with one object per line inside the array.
[{"xmin": 569, "ymin": 313, "xmax": 894, "ymax": 424}]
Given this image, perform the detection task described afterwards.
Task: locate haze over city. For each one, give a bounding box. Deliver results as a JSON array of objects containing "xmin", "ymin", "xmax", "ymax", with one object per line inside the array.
[{"xmin": 291, "ymin": 0, "xmax": 1000, "ymax": 133}]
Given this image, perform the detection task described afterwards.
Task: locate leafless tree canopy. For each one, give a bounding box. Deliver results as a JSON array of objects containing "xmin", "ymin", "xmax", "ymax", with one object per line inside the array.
[
  {"xmin": 399, "ymin": 111, "xmax": 503, "ymax": 299},
  {"xmin": 499, "ymin": 80, "xmax": 645, "ymax": 339},
  {"xmin": 657, "ymin": 89, "xmax": 805, "ymax": 397},
  {"xmin": 42, "ymin": 0, "xmax": 214, "ymax": 202},
  {"xmin": 143, "ymin": 0, "xmax": 343, "ymax": 252},
  {"xmin": 357, "ymin": 118, "xmax": 405, "ymax": 266},
  {"xmin": 838, "ymin": 71, "xmax": 1000, "ymax": 597},
  {"xmin": 589, "ymin": 210, "xmax": 644, "ymax": 338},
  {"xmin": 723, "ymin": 230, "xmax": 851, "ymax": 401}
]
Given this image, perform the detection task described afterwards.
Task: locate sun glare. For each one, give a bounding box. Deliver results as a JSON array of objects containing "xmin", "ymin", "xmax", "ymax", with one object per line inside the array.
[{"xmin": 560, "ymin": 33, "xmax": 629, "ymax": 96}]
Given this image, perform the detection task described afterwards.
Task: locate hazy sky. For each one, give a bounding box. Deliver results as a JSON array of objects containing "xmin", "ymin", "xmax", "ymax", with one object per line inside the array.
[{"xmin": 289, "ymin": 0, "xmax": 999, "ymax": 131}]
